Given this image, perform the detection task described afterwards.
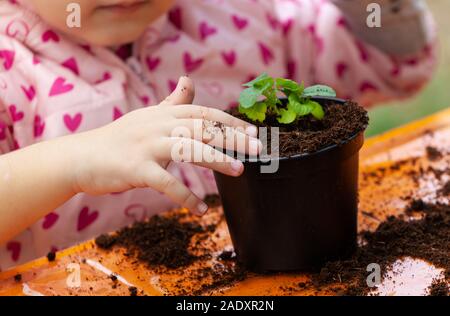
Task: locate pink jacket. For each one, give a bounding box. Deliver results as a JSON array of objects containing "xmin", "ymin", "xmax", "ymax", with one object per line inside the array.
[{"xmin": 0, "ymin": 0, "xmax": 437, "ymax": 269}]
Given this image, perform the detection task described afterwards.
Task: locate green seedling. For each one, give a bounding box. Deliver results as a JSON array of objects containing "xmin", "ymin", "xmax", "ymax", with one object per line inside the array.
[{"xmin": 238, "ymin": 73, "xmax": 336, "ymax": 124}]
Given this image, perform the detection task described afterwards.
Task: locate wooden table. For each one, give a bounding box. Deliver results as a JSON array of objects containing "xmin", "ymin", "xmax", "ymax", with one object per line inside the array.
[{"xmin": 1, "ymin": 108, "xmax": 449, "ymax": 296}]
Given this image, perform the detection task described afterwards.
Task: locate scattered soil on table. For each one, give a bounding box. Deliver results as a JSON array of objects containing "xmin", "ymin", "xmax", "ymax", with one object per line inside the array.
[
  {"xmin": 306, "ymin": 146, "xmax": 450, "ymax": 296},
  {"xmin": 308, "ymin": 200, "xmax": 450, "ymax": 296},
  {"xmin": 190, "ymin": 265, "xmax": 247, "ymax": 296},
  {"xmin": 96, "ymin": 215, "xmax": 203, "ymax": 269},
  {"xmin": 231, "ymin": 100, "xmax": 368, "ymax": 157},
  {"xmin": 406, "ymin": 198, "xmax": 426, "ymax": 213},
  {"xmin": 95, "ymin": 234, "xmax": 116, "ymax": 249},
  {"xmin": 109, "ymin": 274, "xmax": 118, "ymax": 282},
  {"xmin": 94, "ymin": 145, "xmax": 448, "ymax": 296},
  {"xmin": 439, "ymin": 181, "xmax": 450, "ymax": 196},
  {"xmin": 362, "ymin": 158, "xmax": 419, "ymax": 186},
  {"xmin": 128, "ymin": 286, "xmax": 138, "ymax": 296},
  {"xmin": 218, "ymin": 250, "xmax": 235, "ymax": 261},
  {"xmin": 94, "ymin": 197, "xmax": 448, "ymax": 296},
  {"xmin": 95, "ymin": 208, "xmax": 246, "ymax": 295},
  {"xmin": 428, "ymin": 278, "xmax": 449, "ymax": 296}
]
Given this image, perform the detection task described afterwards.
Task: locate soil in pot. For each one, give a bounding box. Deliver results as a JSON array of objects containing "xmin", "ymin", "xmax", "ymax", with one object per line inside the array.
[{"xmin": 230, "ymin": 99, "xmax": 368, "ymax": 157}]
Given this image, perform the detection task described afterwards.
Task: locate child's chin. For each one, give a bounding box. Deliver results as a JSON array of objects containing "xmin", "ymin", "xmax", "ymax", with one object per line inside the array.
[{"xmin": 80, "ymin": 28, "xmax": 145, "ymax": 46}]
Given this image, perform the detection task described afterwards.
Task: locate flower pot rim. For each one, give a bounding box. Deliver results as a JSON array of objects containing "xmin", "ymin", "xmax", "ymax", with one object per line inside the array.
[{"xmin": 244, "ymin": 96, "xmax": 367, "ymax": 162}]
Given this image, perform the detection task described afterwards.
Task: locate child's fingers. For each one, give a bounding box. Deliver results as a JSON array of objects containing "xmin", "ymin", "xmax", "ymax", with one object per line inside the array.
[
  {"xmin": 140, "ymin": 163, "xmax": 208, "ymax": 216},
  {"xmin": 160, "ymin": 76, "xmax": 195, "ymax": 106},
  {"xmin": 159, "ymin": 137, "xmax": 245, "ymax": 177},
  {"xmin": 170, "ymin": 105, "xmax": 258, "ymax": 137},
  {"xmin": 166, "ymin": 118, "xmax": 262, "ymax": 156},
  {"xmin": 192, "ymin": 160, "xmax": 245, "ymax": 179}
]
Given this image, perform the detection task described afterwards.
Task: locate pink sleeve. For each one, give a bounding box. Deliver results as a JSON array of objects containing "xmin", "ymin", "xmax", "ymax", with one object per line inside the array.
[
  {"xmin": 274, "ymin": 0, "xmax": 437, "ymax": 107},
  {"xmin": 0, "ymin": 98, "xmax": 14, "ymax": 154},
  {"xmin": 0, "ymin": 35, "xmax": 36, "ymax": 153}
]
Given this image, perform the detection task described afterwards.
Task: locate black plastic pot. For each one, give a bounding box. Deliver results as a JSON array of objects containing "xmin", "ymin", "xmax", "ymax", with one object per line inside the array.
[{"xmin": 214, "ymin": 97, "xmax": 366, "ymax": 272}]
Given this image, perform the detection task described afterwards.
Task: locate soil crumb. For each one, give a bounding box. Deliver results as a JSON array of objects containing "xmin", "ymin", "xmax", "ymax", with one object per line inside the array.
[
  {"xmin": 128, "ymin": 286, "xmax": 138, "ymax": 296},
  {"xmin": 46, "ymin": 251, "xmax": 56, "ymax": 262},
  {"xmin": 439, "ymin": 181, "xmax": 450, "ymax": 197},
  {"xmin": 232, "ymin": 100, "xmax": 368, "ymax": 157},
  {"xmin": 14, "ymin": 274, "xmax": 22, "ymax": 282},
  {"xmin": 218, "ymin": 250, "xmax": 235, "ymax": 261},
  {"xmin": 405, "ymin": 198, "xmax": 426, "ymax": 213},
  {"xmin": 426, "ymin": 146, "xmax": 443, "ymax": 161},
  {"xmin": 95, "ymin": 234, "xmax": 116, "ymax": 250},
  {"xmin": 109, "ymin": 274, "xmax": 118, "ymax": 282}
]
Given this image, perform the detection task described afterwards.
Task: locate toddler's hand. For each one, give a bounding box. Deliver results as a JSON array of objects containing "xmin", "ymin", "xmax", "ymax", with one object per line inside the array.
[{"xmin": 71, "ymin": 77, "xmax": 260, "ymax": 215}]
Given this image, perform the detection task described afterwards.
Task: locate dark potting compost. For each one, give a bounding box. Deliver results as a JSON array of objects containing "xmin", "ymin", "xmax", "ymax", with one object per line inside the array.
[
  {"xmin": 95, "ymin": 208, "xmax": 246, "ymax": 295},
  {"xmin": 231, "ymin": 100, "xmax": 368, "ymax": 158},
  {"xmin": 311, "ymin": 200, "xmax": 450, "ymax": 296},
  {"xmin": 428, "ymin": 278, "xmax": 449, "ymax": 296},
  {"xmin": 96, "ymin": 215, "xmax": 204, "ymax": 269}
]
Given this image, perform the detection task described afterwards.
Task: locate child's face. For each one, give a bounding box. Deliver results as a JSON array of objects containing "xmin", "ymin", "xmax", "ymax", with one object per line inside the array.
[{"xmin": 27, "ymin": 0, "xmax": 175, "ymax": 46}]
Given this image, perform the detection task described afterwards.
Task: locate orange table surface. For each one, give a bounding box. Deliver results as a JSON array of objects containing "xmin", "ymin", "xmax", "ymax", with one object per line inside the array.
[{"xmin": 0, "ymin": 108, "xmax": 449, "ymax": 296}]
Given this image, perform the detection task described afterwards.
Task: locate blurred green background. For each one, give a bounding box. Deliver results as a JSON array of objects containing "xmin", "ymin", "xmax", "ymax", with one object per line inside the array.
[{"xmin": 366, "ymin": 0, "xmax": 450, "ymax": 136}]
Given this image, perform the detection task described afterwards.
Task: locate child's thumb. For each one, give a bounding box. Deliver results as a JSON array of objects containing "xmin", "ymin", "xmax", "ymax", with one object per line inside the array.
[{"xmin": 161, "ymin": 76, "xmax": 195, "ymax": 105}]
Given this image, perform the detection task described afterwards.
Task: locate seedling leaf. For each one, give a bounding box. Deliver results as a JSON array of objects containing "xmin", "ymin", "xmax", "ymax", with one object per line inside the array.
[
  {"xmin": 276, "ymin": 78, "xmax": 303, "ymax": 94},
  {"xmin": 239, "ymin": 87, "xmax": 260, "ymax": 109},
  {"xmin": 307, "ymin": 100, "xmax": 325, "ymax": 120},
  {"xmin": 243, "ymin": 73, "xmax": 271, "ymax": 88},
  {"xmin": 239, "ymin": 101, "xmax": 267, "ymax": 123},
  {"xmin": 238, "ymin": 74, "xmax": 332, "ymax": 123},
  {"xmin": 303, "ymin": 85, "xmax": 336, "ymax": 97},
  {"xmin": 277, "ymin": 108, "xmax": 297, "ymax": 124}
]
